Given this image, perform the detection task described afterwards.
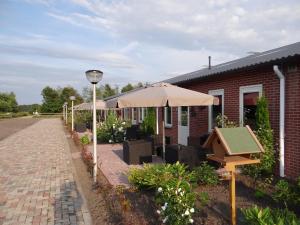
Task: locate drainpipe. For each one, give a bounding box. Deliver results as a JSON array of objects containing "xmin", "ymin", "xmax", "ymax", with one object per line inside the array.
[{"xmin": 273, "ymin": 65, "xmax": 285, "ymax": 177}]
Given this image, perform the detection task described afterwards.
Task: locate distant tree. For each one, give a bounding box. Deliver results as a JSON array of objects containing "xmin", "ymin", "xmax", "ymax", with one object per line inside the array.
[
  {"xmin": 121, "ymin": 82, "xmax": 145, "ymax": 93},
  {"xmin": 60, "ymin": 86, "xmax": 83, "ymax": 106},
  {"xmin": 121, "ymin": 83, "xmax": 134, "ymax": 93},
  {"xmin": 82, "ymin": 86, "xmax": 102, "ymax": 102},
  {"xmin": 41, "ymin": 86, "xmax": 61, "ymax": 113},
  {"xmin": 102, "ymin": 84, "xmax": 117, "ymax": 99},
  {"xmin": 0, "ymin": 92, "xmax": 18, "ymax": 112},
  {"xmin": 18, "ymin": 104, "xmax": 41, "ymax": 113}
]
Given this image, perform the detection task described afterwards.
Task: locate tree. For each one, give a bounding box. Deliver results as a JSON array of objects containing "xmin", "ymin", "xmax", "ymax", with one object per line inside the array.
[
  {"xmin": 102, "ymin": 84, "xmax": 117, "ymax": 99},
  {"xmin": 82, "ymin": 86, "xmax": 102, "ymax": 102},
  {"xmin": 18, "ymin": 104, "xmax": 41, "ymax": 113},
  {"xmin": 60, "ymin": 86, "xmax": 83, "ymax": 106},
  {"xmin": 0, "ymin": 92, "xmax": 18, "ymax": 112},
  {"xmin": 41, "ymin": 86, "xmax": 61, "ymax": 113},
  {"xmin": 121, "ymin": 82, "xmax": 144, "ymax": 93},
  {"xmin": 121, "ymin": 83, "xmax": 134, "ymax": 93}
]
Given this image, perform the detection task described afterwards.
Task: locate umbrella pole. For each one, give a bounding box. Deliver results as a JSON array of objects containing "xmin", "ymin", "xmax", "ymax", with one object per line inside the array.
[
  {"xmin": 156, "ymin": 107, "xmax": 159, "ymax": 135},
  {"xmin": 162, "ymin": 107, "xmax": 165, "ymax": 161}
]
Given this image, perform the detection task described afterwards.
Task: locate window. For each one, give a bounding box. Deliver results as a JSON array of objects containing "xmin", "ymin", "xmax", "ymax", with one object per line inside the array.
[
  {"xmin": 138, "ymin": 108, "xmax": 143, "ymax": 123},
  {"xmin": 239, "ymin": 84, "xmax": 262, "ymax": 128},
  {"xmin": 164, "ymin": 107, "xmax": 172, "ymax": 127},
  {"xmin": 123, "ymin": 108, "xmax": 129, "ymax": 120},
  {"xmin": 208, "ymin": 89, "xmax": 224, "ymax": 131},
  {"xmin": 132, "ymin": 108, "xmax": 137, "ymax": 124}
]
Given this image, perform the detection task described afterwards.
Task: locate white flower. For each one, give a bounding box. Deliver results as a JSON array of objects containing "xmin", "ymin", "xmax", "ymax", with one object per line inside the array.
[
  {"xmin": 189, "ymin": 218, "xmax": 194, "ymax": 223},
  {"xmin": 162, "ymin": 216, "xmax": 168, "ymax": 223},
  {"xmin": 156, "ymin": 210, "xmax": 161, "ymax": 214},
  {"xmin": 185, "ymin": 210, "xmax": 190, "ymax": 215},
  {"xmin": 158, "ymin": 187, "xmax": 163, "ymax": 193},
  {"xmin": 190, "ymin": 208, "xmax": 195, "ymax": 213},
  {"xmin": 164, "ymin": 202, "xmax": 168, "ymax": 207},
  {"xmin": 122, "ymin": 122, "xmax": 125, "ymax": 125},
  {"xmin": 161, "ymin": 205, "xmax": 166, "ymax": 211},
  {"xmin": 180, "ymin": 192, "xmax": 184, "ymax": 196},
  {"xmin": 118, "ymin": 127, "xmax": 123, "ymax": 132},
  {"xmin": 109, "ymin": 140, "xmax": 112, "ymax": 143},
  {"xmin": 181, "ymin": 214, "xmax": 185, "ymax": 217},
  {"xmin": 178, "ymin": 188, "xmax": 182, "ymax": 192}
]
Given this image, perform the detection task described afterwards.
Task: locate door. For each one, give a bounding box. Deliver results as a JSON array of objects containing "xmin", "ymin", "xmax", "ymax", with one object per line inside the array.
[{"xmin": 178, "ymin": 106, "xmax": 189, "ymax": 145}]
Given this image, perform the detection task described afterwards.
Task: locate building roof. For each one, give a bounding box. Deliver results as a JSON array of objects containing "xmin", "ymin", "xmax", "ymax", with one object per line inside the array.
[{"xmin": 164, "ymin": 42, "xmax": 300, "ymax": 84}]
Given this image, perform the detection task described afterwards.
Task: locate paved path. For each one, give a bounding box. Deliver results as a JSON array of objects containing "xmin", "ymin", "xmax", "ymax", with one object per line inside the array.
[
  {"xmin": 0, "ymin": 117, "xmax": 39, "ymax": 141},
  {"xmin": 0, "ymin": 119, "xmax": 91, "ymax": 225},
  {"xmin": 87, "ymin": 143, "xmax": 163, "ymax": 187}
]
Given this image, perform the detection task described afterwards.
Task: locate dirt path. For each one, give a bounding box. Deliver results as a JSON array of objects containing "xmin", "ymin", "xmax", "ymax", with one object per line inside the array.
[{"xmin": 0, "ymin": 117, "xmax": 39, "ymax": 141}]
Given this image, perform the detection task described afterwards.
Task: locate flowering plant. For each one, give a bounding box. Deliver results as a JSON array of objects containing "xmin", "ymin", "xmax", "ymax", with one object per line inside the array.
[
  {"xmin": 97, "ymin": 111, "xmax": 130, "ymax": 143},
  {"xmin": 156, "ymin": 179, "xmax": 196, "ymax": 225}
]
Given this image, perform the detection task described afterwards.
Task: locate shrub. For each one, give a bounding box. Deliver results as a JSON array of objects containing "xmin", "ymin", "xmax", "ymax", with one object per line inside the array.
[
  {"xmin": 193, "ymin": 162, "xmax": 219, "ymax": 185},
  {"xmin": 128, "ymin": 162, "xmax": 198, "ymax": 225},
  {"xmin": 128, "ymin": 162, "xmax": 196, "ymax": 190},
  {"xmin": 215, "ymin": 114, "xmax": 238, "ymax": 128},
  {"xmin": 243, "ymin": 96, "xmax": 275, "ymax": 179},
  {"xmin": 80, "ymin": 135, "xmax": 90, "ymax": 145},
  {"xmin": 272, "ymin": 178, "xmax": 300, "ymax": 208},
  {"xmin": 140, "ymin": 108, "xmax": 156, "ymax": 136},
  {"xmin": 241, "ymin": 205, "xmax": 300, "ymax": 225},
  {"xmin": 96, "ymin": 111, "xmax": 130, "ymax": 143},
  {"xmin": 156, "ymin": 181, "xmax": 196, "ymax": 225}
]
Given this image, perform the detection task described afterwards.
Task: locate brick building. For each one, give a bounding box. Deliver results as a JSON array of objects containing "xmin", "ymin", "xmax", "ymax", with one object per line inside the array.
[
  {"xmin": 159, "ymin": 42, "xmax": 300, "ymax": 179},
  {"xmin": 106, "ymin": 42, "xmax": 300, "ymax": 179}
]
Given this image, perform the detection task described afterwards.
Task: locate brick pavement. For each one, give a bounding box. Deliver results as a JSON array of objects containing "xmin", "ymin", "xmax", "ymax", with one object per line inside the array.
[{"xmin": 0, "ymin": 119, "xmax": 91, "ymax": 225}]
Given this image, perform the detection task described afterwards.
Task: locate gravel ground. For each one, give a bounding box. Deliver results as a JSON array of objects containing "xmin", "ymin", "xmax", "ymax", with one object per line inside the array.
[{"xmin": 0, "ymin": 117, "xmax": 39, "ymax": 141}]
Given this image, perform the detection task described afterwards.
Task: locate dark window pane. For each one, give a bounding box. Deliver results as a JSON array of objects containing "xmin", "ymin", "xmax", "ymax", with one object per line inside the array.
[
  {"xmin": 212, "ymin": 95, "xmax": 222, "ymax": 128},
  {"xmin": 243, "ymin": 92, "xmax": 259, "ymax": 129}
]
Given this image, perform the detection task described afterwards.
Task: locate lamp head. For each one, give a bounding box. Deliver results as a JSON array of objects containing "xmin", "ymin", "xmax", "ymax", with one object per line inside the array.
[
  {"xmin": 85, "ymin": 70, "xmax": 103, "ymax": 84},
  {"xmin": 69, "ymin": 96, "xmax": 76, "ymax": 101}
]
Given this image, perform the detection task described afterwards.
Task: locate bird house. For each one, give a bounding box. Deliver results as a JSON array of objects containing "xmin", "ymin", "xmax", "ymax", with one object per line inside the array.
[{"xmin": 203, "ymin": 125, "xmax": 264, "ymax": 166}]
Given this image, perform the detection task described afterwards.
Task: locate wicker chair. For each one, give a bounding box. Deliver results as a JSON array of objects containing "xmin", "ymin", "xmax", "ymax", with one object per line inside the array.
[
  {"xmin": 123, "ymin": 140, "xmax": 152, "ymax": 165},
  {"xmin": 165, "ymin": 144, "xmax": 202, "ymax": 169}
]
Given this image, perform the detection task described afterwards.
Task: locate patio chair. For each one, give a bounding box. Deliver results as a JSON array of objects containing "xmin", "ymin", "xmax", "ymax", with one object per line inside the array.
[
  {"xmin": 123, "ymin": 139, "xmax": 152, "ymax": 165},
  {"xmin": 165, "ymin": 144, "xmax": 201, "ymax": 169},
  {"xmin": 125, "ymin": 125, "xmax": 140, "ymax": 140}
]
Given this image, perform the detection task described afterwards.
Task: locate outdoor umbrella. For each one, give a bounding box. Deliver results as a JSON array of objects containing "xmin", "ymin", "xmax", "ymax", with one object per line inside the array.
[{"xmin": 106, "ymin": 82, "xmax": 217, "ymax": 159}]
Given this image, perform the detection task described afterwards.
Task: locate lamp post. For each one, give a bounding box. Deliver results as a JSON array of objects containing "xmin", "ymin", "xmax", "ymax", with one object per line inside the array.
[
  {"xmin": 86, "ymin": 69, "xmax": 103, "ymax": 183},
  {"xmin": 64, "ymin": 102, "xmax": 68, "ymax": 125},
  {"xmin": 70, "ymin": 96, "xmax": 76, "ymax": 132},
  {"xmin": 62, "ymin": 104, "xmax": 65, "ymax": 121}
]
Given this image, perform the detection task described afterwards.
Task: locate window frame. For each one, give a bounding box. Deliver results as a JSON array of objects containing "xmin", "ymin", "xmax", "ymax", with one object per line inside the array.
[
  {"xmin": 164, "ymin": 107, "xmax": 172, "ymax": 128},
  {"xmin": 132, "ymin": 108, "xmax": 137, "ymax": 124},
  {"xmin": 208, "ymin": 89, "xmax": 224, "ymax": 132},
  {"xmin": 239, "ymin": 84, "xmax": 263, "ymax": 126}
]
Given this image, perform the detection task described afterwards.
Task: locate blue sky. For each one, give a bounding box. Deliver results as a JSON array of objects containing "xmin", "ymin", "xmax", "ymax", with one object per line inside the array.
[{"xmin": 1, "ymin": 0, "xmax": 300, "ymax": 104}]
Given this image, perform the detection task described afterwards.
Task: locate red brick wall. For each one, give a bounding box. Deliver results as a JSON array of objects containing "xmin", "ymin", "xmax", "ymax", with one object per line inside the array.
[{"xmin": 158, "ymin": 57, "xmax": 300, "ymax": 178}]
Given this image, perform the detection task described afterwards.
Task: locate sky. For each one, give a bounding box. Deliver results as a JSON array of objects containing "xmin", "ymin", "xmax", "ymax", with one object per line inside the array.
[{"xmin": 0, "ymin": 0, "xmax": 300, "ymax": 104}]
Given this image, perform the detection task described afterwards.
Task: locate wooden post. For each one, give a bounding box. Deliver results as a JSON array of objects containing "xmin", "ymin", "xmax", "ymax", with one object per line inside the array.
[{"xmin": 229, "ymin": 166, "xmax": 236, "ymax": 225}]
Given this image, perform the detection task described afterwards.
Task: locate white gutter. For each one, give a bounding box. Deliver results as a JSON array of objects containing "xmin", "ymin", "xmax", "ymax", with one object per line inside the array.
[{"xmin": 273, "ymin": 65, "xmax": 285, "ymax": 177}]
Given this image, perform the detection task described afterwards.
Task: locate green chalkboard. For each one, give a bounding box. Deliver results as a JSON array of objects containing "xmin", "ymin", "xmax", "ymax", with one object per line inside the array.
[{"xmin": 218, "ymin": 127, "xmax": 262, "ymax": 155}]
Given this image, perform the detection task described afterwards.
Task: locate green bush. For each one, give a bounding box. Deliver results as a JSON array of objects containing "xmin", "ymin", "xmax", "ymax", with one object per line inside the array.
[
  {"xmin": 241, "ymin": 205, "xmax": 300, "ymax": 225},
  {"xmin": 140, "ymin": 108, "xmax": 156, "ymax": 136},
  {"xmin": 96, "ymin": 111, "xmax": 130, "ymax": 143},
  {"xmin": 272, "ymin": 178, "xmax": 300, "ymax": 208},
  {"xmin": 128, "ymin": 162, "xmax": 197, "ymax": 225},
  {"xmin": 193, "ymin": 162, "xmax": 219, "ymax": 185},
  {"xmin": 128, "ymin": 162, "xmax": 196, "ymax": 190},
  {"xmin": 243, "ymin": 96, "xmax": 275, "ymax": 179},
  {"xmin": 80, "ymin": 135, "xmax": 90, "ymax": 145}
]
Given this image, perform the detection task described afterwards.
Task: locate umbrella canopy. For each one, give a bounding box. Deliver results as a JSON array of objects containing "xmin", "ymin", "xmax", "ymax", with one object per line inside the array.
[
  {"xmin": 105, "ymin": 82, "xmax": 217, "ymax": 160},
  {"xmin": 74, "ymin": 100, "xmax": 107, "ymax": 111},
  {"xmin": 106, "ymin": 82, "xmax": 216, "ymax": 108}
]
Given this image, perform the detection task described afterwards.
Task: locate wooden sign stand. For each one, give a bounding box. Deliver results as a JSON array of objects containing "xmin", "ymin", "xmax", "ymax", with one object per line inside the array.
[{"xmin": 203, "ymin": 126, "xmax": 264, "ymax": 225}]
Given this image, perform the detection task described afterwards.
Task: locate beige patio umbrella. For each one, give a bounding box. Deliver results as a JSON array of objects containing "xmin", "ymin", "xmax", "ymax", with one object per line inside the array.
[{"xmin": 106, "ymin": 82, "xmax": 217, "ymax": 159}]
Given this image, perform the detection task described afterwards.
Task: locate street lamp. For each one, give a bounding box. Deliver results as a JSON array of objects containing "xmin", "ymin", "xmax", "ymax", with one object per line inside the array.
[
  {"xmin": 86, "ymin": 69, "xmax": 103, "ymax": 183},
  {"xmin": 64, "ymin": 102, "xmax": 68, "ymax": 125},
  {"xmin": 62, "ymin": 104, "xmax": 65, "ymax": 121},
  {"xmin": 70, "ymin": 96, "xmax": 76, "ymax": 132}
]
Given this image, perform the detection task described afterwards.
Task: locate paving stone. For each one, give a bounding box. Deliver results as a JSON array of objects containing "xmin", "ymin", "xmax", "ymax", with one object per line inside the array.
[{"xmin": 0, "ymin": 119, "xmax": 92, "ymax": 225}]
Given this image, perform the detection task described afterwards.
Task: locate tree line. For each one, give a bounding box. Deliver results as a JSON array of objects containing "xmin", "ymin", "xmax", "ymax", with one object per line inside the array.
[{"xmin": 0, "ymin": 82, "xmax": 145, "ymax": 113}]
